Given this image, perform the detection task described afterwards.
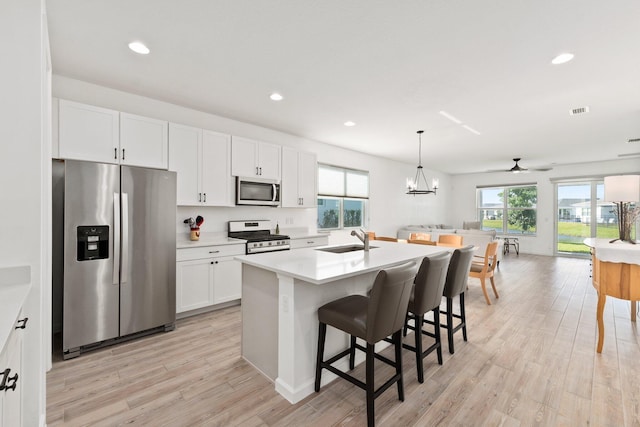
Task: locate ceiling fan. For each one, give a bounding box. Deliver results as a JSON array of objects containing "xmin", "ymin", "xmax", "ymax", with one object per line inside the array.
[
  {"xmin": 507, "ymin": 158, "xmax": 554, "ymax": 173},
  {"xmin": 486, "ymin": 158, "xmax": 553, "ymax": 173}
]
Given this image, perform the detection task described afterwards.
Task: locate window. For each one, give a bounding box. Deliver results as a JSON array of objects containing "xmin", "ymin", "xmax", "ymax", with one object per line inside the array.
[
  {"xmin": 477, "ymin": 185, "xmax": 537, "ymax": 235},
  {"xmin": 317, "ymin": 164, "xmax": 369, "ymax": 230}
]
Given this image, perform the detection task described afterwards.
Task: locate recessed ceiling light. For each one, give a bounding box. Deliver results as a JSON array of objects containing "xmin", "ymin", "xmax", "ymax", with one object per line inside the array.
[
  {"xmin": 270, "ymin": 93, "xmax": 283, "ymax": 101},
  {"xmin": 551, "ymin": 53, "xmax": 574, "ymax": 65},
  {"xmin": 344, "ymin": 121, "xmax": 356, "ymax": 127},
  {"xmin": 438, "ymin": 111, "xmax": 462, "ymax": 124},
  {"xmin": 128, "ymin": 41, "xmax": 150, "ymax": 55}
]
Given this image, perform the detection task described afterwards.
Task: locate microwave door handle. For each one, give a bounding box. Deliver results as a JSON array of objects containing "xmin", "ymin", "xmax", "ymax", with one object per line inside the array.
[{"xmin": 272, "ymin": 183, "xmax": 277, "ymax": 202}]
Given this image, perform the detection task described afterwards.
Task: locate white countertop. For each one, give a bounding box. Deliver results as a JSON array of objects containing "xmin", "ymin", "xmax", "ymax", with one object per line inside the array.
[
  {"xmin": 584, "ymin": 238, "xmax": 640, "ymax": 265},
  {"xmin": 235, "ymin": 240, "xmax": 452, "ymax": 285},
  {"xmin": 177, "ymin": 232, "xmax": 246, "ymax": 249},
  {"xmin": 177, "ymin": 230, "xmax": 327, "ymax": 249},
  {"xmin": 0, "ymin": 266, "xmax": 31, "ymax": 354}
]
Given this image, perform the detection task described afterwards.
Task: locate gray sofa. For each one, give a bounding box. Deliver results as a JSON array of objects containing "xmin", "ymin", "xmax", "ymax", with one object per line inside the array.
[{"xmin": 396, "ymin": 225, "xmax": 503, "ymax": 262}]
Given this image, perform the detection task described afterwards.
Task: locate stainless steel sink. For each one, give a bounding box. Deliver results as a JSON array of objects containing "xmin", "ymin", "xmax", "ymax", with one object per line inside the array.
[{"xmin": 315, "ymin": 245, "xmax": 378, "ymax": 253}]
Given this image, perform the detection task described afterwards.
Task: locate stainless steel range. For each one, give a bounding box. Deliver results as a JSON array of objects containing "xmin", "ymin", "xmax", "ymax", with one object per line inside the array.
[{"xmin": 228, "ymin": 220, "xmax": 290, "ymax": 254}]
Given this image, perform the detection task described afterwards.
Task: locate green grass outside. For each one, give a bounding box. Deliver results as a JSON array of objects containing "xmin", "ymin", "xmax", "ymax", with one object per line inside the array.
[{"xmin": 483, "ymin": 218, "xmax": 626, "ymax": 254}]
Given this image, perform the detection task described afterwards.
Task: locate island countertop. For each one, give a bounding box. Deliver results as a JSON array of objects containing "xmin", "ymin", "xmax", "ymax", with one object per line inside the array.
[{"xmin": 235, "ymin": 240, "xmax": 451, "ymax": 285}]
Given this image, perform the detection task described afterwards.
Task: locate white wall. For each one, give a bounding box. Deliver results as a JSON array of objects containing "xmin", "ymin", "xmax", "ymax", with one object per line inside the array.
[
  {"xmin": 0, "ymin": 0, "xmax": 48, "ymax": 425},
  {"xmin": 52, "ymin": 75, "xmax": 452, "ymax": 243},
  {"xmin": 450, "ymin": 159, "xmax": 640, "ymax": 255}
]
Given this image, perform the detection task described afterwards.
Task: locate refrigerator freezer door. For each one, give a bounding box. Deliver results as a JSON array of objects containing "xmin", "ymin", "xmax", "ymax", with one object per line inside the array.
[
  {"xmin": 63, "ymin": 161, "xmax": 120, "ymax": 351},
  {"xmin": 120, "ymin": 166, "xmax": 176, "ymax": 336}
]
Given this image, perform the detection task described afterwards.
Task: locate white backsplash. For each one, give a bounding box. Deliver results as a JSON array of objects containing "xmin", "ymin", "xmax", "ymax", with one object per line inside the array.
[{"xmin": 176, "ymin": 205, "xmax": 318, "ymax": 236}]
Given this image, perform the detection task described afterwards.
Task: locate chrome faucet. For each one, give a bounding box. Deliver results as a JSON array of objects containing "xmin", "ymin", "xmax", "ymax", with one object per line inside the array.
[{"xmin": 351, "ymin": 229, "xmax": 370, "ymax": 251}]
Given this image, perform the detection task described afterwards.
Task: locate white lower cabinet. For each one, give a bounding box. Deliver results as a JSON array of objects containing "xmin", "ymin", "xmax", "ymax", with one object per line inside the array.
[
  {"xmin": 1, "ymin": 312, "xmax": 24, "ymax": 427},
  {"xmin": 176, "ymin": 244, "xmax": 244, "ymax": 315},
  {"xmin": 290, "ymin": 235, "xmax": 328, "ymax": 249}
]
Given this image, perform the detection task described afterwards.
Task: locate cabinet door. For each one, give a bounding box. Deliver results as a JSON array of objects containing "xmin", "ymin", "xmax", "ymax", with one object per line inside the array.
[
  {"xmin": 58, "ymin": 99, "xmax": 119, "ymax": 164},
  {"xmin": 169, "ymin": 123, "xmax": 201, "ymax": 205},
  {"xmin": 1, "ymin": 324, "xmax": 22, "ymax": 427},
  {"xmin": 257, "ymin": 141, "xmax": 281, "ymax": 180},
  {"xmin": 120, "ymin": 113, "xmax": 168, "ymax": 169},
  {"xmin": 212, "ymin": 257, "xmax": 242, "ymax": 304},
  {"xmin": 298, "ymin": 151, "xmax": 317, "ymax": 207},
  {"xmin": 231, "ymin": 136, "xmax": 259, "ymax": 177},
  {"xmin": 201, "ymin": 130, "xmax": 233, "ymax": 206},
  {"xmin": 281, "ymin": 147, "xmax": 300, "ymax": 207},
  {"xmin": 176, "ymin": 259, "xmax": 214, "ymax": 313}
]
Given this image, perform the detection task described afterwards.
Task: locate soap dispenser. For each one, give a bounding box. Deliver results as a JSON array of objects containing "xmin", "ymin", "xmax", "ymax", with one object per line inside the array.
[{"xmin": 275, "ymin": 222, "xmax": 280, "ymax": 235}]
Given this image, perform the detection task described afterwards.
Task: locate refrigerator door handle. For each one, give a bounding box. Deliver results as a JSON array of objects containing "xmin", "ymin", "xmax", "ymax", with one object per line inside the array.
[
  {"xmin": 121, "ymin": 192, "xmax": 130, "ymax": 284},
  {"xmin": 113, "ymin": 192, "xmax": 121, "ymax": 285}
]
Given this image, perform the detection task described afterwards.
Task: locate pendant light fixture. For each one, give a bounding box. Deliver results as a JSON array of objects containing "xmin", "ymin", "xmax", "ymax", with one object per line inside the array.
[{"xmin": 406, "ymin": 130, "xmax": 438, "ymax": 195}]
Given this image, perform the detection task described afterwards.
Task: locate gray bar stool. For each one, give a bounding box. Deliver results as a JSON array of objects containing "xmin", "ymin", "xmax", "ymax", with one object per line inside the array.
[
  {"xmin": 440, "ymin": 245, "xmax": 475, "ymax": 354},
  {"xmin": 402, "ymin": 252, "xmax": 451, "ymax": 383},
  {"xmin": 314, "ymin": 262, "xmax": 417, "ymax": 427}
]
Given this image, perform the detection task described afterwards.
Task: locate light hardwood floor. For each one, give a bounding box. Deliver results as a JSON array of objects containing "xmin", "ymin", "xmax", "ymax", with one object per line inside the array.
[{"xmin": 47, "ymin": 254, "xmax": 640, "ymax": 426}]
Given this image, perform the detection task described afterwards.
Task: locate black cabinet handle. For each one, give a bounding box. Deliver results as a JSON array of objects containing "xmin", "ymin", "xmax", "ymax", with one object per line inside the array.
[
  {"xmin": 15, "ymin": 317, "xmax": 28, "ymax": 329},
  {"xmin": 114, "ymin": 148, "xmax": 118, "ymax": 159},
  {"xmin": 122, "ymin": 148, "xmax": 126, "ymax": 160},
  {"xmin": 5, "ymin": 373, "xmax": 18, "ymax": 392},
  {"xmin": 0, "ymin": 368, "xmax": 18, "ymax": 392}
]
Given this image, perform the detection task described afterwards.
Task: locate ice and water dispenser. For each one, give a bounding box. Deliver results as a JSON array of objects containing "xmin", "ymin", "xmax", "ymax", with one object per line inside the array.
[{"xmin": 77, "ymin": 225, "xmax": 109, "ymax": 261}]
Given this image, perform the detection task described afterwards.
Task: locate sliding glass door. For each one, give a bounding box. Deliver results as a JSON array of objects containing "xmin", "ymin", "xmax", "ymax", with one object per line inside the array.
[{"xmin": 555, "ymin": 180, "xmax": 616, "ymax": 255}]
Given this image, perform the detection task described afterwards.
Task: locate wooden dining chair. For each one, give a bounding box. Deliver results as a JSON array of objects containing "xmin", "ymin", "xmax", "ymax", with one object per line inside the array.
[
  {"xmin": 409, "ymin": 232, "xmax": 431, "ymax": 241},
  {"xmin": 408, "ymin": 239, "xmax": 436, "ymax": 246},
  {"xmin": 438, "ymin": 234, "xmax": 463, "ymax": 247},
  {"xmin": 376, "ymin": 236, "xmax": 398, "ymax": 242},
  {"xmin": 468, "ymin": 241, "xmax": 500, "ymax": 305}
]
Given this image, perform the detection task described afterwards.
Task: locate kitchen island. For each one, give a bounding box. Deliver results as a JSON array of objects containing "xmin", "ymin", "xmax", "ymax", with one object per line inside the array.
[{"xmin": 236, "ymin": 240, "xmax": 451, "ymax": 403}]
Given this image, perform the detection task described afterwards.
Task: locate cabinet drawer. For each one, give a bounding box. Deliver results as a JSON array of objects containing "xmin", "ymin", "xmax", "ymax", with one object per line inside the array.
[
  {"xmin": 177, "ymin": 244, "xmax": 245, "ymax": 261},
  {"xmin": 290, "ymin": 236, "xmax": 328, "ymax": 249}
]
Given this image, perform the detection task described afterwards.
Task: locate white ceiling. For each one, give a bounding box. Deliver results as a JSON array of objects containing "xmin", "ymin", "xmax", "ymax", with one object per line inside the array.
[{"xmin": 46, "ymin": 1, "xmax": 640, "ymax": 174}]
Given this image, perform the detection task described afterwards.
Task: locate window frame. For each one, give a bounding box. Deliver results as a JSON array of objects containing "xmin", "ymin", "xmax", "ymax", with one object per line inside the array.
[
  {"xmin": 317, "ymin": 164, "xmax": 369, "ymax": 231},
  {"xmin": 476, "ymin": 184, "xmax": 538, "ymax": 236}
]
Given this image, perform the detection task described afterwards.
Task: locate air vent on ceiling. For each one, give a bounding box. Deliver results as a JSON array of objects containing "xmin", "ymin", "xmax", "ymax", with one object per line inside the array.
[
  {"xmin": 569, "ymin": 106, "xmax": 590, "ymax": 116},
  {"xmin": 627, "ymin": 138, "xmax": 640, "ymax": 143}
]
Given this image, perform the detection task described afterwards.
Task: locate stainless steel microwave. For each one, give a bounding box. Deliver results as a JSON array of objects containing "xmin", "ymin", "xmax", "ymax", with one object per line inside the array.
[{"xmin": 236, "ymin": 176, "xmax": 281, "ymax": 206}]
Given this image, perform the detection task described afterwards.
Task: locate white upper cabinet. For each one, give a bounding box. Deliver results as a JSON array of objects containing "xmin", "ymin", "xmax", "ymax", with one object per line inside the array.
[
  {"xmin": 281, "ymin": 147, "xmax": 317, "ymax": 208},
  {"xmin": 169, "ymin": 123, "xmax": 200, "ymax": 205},
  {"xmin": 58, "ymin": 99, "xmax": 168, "ymax": 169},
  {"xmin": 169, "ymin": 123, "xmax": 233, "ymax": 206},
  {"xmin": 231, "ymin": 136, "xmax": 281, "ymax": 180},
  {"xmin": 58, "ymin": 99, "xmax": 120, "ymax": 164},
  {"xmin": 201, "ymin": 130, "xmax": 233, "ymax": 206},
  {"xmin": 119, "ymin": 113, "xmax": 168, "ymax": 169}
]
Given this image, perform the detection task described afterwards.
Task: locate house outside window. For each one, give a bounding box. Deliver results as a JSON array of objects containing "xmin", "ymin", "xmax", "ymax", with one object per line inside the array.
[
  {"xmin": 317, "ymin": 164, "xmax": 369, "ymax": 230},
  {"xmin": 477, "ymin": 185, "xmax": 537, "ymax": 235}
]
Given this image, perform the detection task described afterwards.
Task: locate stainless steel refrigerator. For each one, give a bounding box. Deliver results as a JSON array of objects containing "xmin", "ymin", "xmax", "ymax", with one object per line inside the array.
[{"xmin": 53, "ymin": 160, "xmax": 176, "ymax": 359}]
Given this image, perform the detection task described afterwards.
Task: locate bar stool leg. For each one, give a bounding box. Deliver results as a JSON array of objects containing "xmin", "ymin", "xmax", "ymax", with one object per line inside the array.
[
  {"xmin": 314, "ymin": 322, "xmax": 326, "ymax": 392},
  {"xmin": 394, "ymin": 330, "xmax": 404, "ymax": 401},
  {"xmin": 447, "ymin": 297, "xmax": 455, "ymax": 354},
  {"xmin": 349, "ymin": 335, "xmax": 356, "ymax": 370},
  {"xmin": 413, "ymin": 313, "xmax": 424, "ymax": 383},
  {"xmin": 434, "ymin": 307, "xmax": 443, "ymax": 365},
  {"xmin": 460, "ymin": 293, "xmax": 468, "ymax": 342},
  {"xmin": 366, "ymin": 343, "xmax": 375, "ymax": 427}
]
